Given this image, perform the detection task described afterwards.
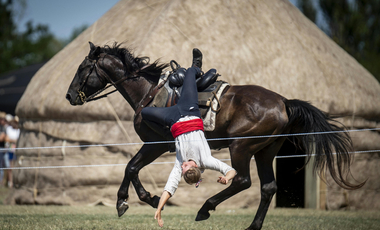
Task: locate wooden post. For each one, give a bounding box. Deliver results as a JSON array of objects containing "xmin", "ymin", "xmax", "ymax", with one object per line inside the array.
[
  {"xmin": 305, "ymin": 155, "xmax": 318, "ymax": 208},
  {"xmin": 272, "ymin": 158, "xmax": 277, "ymax": 208}
]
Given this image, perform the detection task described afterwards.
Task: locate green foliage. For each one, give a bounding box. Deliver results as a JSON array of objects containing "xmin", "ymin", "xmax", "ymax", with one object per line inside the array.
[
  {"xmin": 0, "ymin": 0, "xmax": 63, "ymax": 74},
  {"xmin": 68, "ymin": 24, "xmax": 89, "ymax": 43},
  {"xmin": 298, "ymin": 0, "xmax": 317, "ymax": 23},
  {"xmin": 297, "ymin": 0, "xmax": 380, "ymax": 82}
]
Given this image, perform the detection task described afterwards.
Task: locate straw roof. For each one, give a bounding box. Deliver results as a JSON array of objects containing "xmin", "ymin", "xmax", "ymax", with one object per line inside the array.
[{"xmin": 10, "ymin": 0, "xmax": 380, "ymax": 209}]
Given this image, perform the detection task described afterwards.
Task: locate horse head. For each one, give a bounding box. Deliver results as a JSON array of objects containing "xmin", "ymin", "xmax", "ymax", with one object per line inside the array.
[
  {"xmin": 66, "ymin": 42, "xmax": 168, "ymax": 108},
  {"xmin": 66, "ymin": 42, "xmax": 111, "ymax": 105}
]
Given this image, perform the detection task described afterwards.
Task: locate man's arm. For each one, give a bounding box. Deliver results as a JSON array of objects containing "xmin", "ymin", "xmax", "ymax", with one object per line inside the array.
[
  {"xmin": 154, "ymin": 190, "xmax": 171, "ymax": 227},
  {"xmin": 217, "ymin": 169, "xmax": 237, "ymax": 184},
  {"xmin": 163, "ymin": 158, "xmax": 182, "ymax": 196},
  {"xmin": 201, "ymin": 149, "xmax": 236, "ymax": 184},
  {"xmin": 154, "ymin": 158, "xmax": 181, "ymax": 227}
]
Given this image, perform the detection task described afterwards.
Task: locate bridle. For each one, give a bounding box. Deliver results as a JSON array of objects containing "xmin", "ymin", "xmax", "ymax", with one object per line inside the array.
[
  {"xmin": 77, "ymin": 53, "xmax": 168, "ymax": 117},
  {"xmin": 77, "ymin": 54, "xmax": 146, "ymax": 103}
]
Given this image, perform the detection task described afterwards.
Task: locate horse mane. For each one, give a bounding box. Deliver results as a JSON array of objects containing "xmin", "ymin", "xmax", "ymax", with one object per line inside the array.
[{"xmin": 101, "ymin": 42, "xmax": 169, "ymax": 83}]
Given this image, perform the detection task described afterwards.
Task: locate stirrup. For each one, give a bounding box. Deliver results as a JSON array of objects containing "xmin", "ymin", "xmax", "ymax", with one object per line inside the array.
[{"xmin": 197, "ymin": 69, "xmax": 219, "ymax": 91}]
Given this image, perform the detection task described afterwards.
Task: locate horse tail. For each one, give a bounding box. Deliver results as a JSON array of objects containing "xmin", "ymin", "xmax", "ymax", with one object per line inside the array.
[{"xmin": 284, "ymin": 99, "xmax": 365, "ymax": 190}]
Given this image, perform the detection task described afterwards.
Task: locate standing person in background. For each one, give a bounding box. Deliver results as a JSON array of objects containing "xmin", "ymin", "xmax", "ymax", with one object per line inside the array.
[
  {"xmin": 4, "ymin": 115, "xmax": 20, "ymax": 188},
  {"xmin": 0, "ymin": 112, "xmax": 7, "ymax": 187}
]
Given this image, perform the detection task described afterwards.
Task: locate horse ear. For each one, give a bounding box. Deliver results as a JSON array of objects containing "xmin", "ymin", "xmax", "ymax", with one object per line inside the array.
[
  {"xmin": 88, "ymin": 41, "xmax": 101, "ymax": 59},
  {"xmin": 89, "ymin": 41, "xmax": 96, "ymax": 50}
]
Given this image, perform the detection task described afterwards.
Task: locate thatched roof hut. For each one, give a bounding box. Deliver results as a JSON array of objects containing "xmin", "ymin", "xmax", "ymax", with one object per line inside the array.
[{"xmin": 9, "ymin": 0, "xmax": 380, "ymax": 210}]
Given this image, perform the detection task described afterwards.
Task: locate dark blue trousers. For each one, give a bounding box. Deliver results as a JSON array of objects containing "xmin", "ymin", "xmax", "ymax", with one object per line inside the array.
[{"xmin": 142, "ymin": 67, "xmax": 201, "ymax": 128}]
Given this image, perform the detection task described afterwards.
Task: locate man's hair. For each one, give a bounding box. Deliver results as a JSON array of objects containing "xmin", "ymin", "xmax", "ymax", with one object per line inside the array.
[{"xmin": 183, "ymin": 167, "xmax": 202, "ymax": 184}]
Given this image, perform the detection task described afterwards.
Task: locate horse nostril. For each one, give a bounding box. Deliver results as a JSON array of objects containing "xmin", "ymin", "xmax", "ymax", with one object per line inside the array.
[{"xmin": 66, "ymin": 93, "xmax": 71, "ymax": 101}]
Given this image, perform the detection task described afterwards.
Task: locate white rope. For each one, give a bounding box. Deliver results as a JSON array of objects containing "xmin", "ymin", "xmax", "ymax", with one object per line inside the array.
[
  {"xmin": 0, "ymin": 127, "xmax": 379, "ymax": 152},
  {"xmin": 1, "ymin": 149, "xmax": 378, "ymax": 171}
]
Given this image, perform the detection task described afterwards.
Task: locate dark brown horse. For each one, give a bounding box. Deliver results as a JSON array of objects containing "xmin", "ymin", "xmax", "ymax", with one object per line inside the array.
[{"xmin": 66, "ymin": 42, "xmax": 364, "ymax": 230}]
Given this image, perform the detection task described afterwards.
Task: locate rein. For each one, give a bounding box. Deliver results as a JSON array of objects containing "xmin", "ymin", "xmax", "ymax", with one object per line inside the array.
[
  {"xmin": 77, "ymin": 54, "xmax": 151, "ymax": 103},
  {"xmin": 134, "ymin": 77, "xmax": 167, "ymax": 116},
  {"xmin": 78, "ymin": 53, "xmax": 169, "ymax": 121}
]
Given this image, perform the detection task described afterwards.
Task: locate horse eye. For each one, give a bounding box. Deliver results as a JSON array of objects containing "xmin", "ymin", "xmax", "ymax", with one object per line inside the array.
[
  {"xmin": 79, "ymin": 59, "xmax": 91, "ymax": 69},
  {"xmin": 79, "ymin": 65, "xmax": 91, "ymax": 75},
  {"xmin": 79, "ymin": 61, "xmax": 88, "ymax": 69}
]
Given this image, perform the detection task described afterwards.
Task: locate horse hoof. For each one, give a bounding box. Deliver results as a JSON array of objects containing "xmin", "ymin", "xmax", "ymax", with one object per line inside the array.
[
  {"xmin": 152, "ymin": 195, "xmax": 160, "ymax": 208},
  {"xmin": 117, "ymin": 200, "xmax": 129, "ymax": 217},
  {"xmin": 151, "ymin": 195, "xmax": 164, "ymax": 210},
  {"xmin": 195, "ymin": 211, "xmax": 210, "ymax": 221}
]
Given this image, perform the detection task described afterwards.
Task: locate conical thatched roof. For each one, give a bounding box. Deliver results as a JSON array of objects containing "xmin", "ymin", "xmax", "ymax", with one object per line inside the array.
[{"xmin": 10, "ymin": 0, "xmax": 380, "ymax": 210}]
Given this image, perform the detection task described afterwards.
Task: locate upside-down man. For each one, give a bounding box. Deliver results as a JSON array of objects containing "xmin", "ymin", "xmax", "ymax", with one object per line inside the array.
[{"xmin": 141, "ymin": 49, "xmax": 236, "ymax": 227}]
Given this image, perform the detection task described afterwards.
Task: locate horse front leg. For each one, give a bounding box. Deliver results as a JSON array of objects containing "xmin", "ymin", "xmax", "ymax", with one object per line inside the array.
[{"xmin": 117, "ymin": 143, "xmax": 168, "ymax": 217}]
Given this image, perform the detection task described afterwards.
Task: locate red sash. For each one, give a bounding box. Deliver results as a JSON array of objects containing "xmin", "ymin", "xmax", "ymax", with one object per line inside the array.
[{"xmin": 170, "ymin": 118, "xmax": 204, "ymax": 138}]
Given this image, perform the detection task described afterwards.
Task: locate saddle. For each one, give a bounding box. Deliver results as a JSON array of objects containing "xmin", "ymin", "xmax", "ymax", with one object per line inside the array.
[{"xmin": 150, "ymin": 62, "xmax": 226, "ymax": 118}]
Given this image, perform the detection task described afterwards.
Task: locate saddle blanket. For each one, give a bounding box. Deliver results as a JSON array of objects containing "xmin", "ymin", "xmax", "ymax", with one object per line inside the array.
[{"xmin": 202, "ymin": 82, "xmax": 229, "ymax": 131}]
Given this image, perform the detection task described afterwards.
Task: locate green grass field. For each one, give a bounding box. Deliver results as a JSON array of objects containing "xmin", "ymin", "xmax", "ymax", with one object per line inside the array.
[{"xmin": 1, "ymin": 188, "xmax": 379, "ymax": 230}]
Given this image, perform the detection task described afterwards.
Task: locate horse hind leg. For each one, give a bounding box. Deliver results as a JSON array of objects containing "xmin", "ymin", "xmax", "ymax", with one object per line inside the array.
[
  {"xmin": 247, "ymin": 138, "xmax": 285, "ymax": 230},
  {"xmin": 196, "ymin": 154, "xmax": 253, "ymax": 221},
  {"xmin": 196, "ymin": 138, "xmax": 256, "ymax": 221}
]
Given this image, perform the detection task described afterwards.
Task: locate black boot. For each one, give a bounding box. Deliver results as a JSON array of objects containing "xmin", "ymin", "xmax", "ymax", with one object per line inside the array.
[{"xmin": 192, "ymin": 48, "xmax": 203, "ymax": 69}]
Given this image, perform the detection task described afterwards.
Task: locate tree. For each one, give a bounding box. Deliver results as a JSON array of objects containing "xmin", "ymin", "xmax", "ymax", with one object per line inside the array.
[
  {"xmin": 298, "ymin": 0, "xmax": 317, "ymax": 23},
  {"xmin": 61, "ymin": 24, "xmax": 89, "ymax": 47},
  {"xmin": 0, "ymin": 0, "xmax": 63, "ymax": 74},
  {"xmin": 296, "ymin": 0, "xmax": 380, "ymax": 82}
]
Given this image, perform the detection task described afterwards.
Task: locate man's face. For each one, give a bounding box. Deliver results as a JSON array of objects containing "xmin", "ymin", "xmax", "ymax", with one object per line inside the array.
[{"xmin": 181, "ymin": 161, "xmax": 196, "ymax": 175}]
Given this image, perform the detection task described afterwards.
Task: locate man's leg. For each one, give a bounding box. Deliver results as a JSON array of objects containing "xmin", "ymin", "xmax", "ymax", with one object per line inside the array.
[
  {"xmin": 141, "ymin": 106, "xmax": 178, "ymax": 127},
  {"xmin": 177, "ymin": 67, "xmax": 201, "ymax": 110}
]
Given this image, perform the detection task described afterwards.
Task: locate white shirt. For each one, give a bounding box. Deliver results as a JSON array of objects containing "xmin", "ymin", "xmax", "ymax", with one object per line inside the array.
[
  {"xmin": 164, "ymin": 116, "xmax": 234, "ymax": 195},
  {"xmin": 6, "ymin": 126, "xmax": 19, "ymax": 141},
  {"xmin": 5, "ymin": 126, "xmax": 19, "ymax": 151}
]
